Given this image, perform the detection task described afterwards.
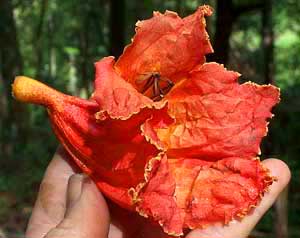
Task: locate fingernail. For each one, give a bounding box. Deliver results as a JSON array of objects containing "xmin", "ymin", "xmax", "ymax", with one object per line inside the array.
[
  {"xmin": 80, "ymin": 175, "xmax": 94, "ymax": 194},
  {"xmin": 83, "ymin": 175, "xmax": 92, "ymax": 186}
]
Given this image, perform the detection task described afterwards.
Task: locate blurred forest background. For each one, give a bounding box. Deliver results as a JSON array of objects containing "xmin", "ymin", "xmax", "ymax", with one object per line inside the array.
[{"xmin": 0, "ymin": 0, "xmax": 299, "ymax": 237}]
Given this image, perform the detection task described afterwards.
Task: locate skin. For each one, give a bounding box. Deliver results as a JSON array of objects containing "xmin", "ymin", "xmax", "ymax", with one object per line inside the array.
[{"xmin": 26, "ymin": 147, "xmax": 291, "ymax": 238}]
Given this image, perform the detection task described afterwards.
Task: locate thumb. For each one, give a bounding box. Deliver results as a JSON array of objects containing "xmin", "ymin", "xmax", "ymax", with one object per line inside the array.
[{"xmin": 44, "ymin": 174, "xmax": 110, "ymax": 238}]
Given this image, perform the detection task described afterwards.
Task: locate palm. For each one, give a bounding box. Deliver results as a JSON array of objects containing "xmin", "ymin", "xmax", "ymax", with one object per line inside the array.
[{"xmin": 26, "ymin": 148, "xmax": 290, "ymax": 238}]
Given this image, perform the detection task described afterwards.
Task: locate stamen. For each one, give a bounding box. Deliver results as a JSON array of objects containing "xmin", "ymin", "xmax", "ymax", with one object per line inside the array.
[{"xmin": 139, "ymin": 73, "xmax": 174, "ymax": 101}]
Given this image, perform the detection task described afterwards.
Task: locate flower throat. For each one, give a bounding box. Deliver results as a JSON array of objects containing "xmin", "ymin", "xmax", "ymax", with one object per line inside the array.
[{"xmin": 138, "ymin": 72, "xmax": 174, "ymax": 101}]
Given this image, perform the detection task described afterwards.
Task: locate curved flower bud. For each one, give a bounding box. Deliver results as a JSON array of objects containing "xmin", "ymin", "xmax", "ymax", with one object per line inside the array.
[{"xmin": 13, "ymin": 75, "xmax": 161, "ymax": 209}]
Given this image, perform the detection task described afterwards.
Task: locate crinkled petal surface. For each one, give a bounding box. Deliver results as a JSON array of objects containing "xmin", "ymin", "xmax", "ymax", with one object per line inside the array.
[
  {"xmin": 136, "ymin": 63, "xmax": 280, "ymax": 234},
  {"xmin": 115, "ymin": 5, "xmax": 213, "ymax": 90},
  {"xmin": 49, "ymin": 93, "xmax": 159, "ymax": 209},
  {"xmin": 93, "ymin": 57, "xmax": 154, "ymax": 119},
  {"xmin": 47, "ymin": 59, "xmax": 167, "ymax": 209},
  {"xmin": 152, "ymin": 63, "xmax": 280, "ymax": 160},
  {"xmin": 136, "ymin": 156, "xmax": 273, "ymax": 235}
]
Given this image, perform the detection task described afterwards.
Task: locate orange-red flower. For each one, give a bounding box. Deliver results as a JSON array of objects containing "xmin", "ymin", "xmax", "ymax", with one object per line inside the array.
[{"xmin": 12, "ymin": 6, "xmax": 280, "ymax": 236}]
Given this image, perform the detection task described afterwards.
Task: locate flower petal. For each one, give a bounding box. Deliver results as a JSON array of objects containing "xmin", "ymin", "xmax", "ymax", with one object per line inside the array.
[
  {"xmin": 141, "ymin": 106, "xmax": 174, "ymax": 151},
  {"xmin": 135, "ymin": 155, "xmax": 273, "ymax": 235},
  {"xmin": 115, "ymin": 6, "xmax": 213, "ymax": 90},
  {"xmin": 155, "ymin": 63, "xmax": 280, "ymax": 159},
  {"xmin": 49, "ymin": 93, "xmax": 161, "ymax": 209},
  {"xmin": 93, "ymin": 57, "xmax": 154, "ymax": 119}
]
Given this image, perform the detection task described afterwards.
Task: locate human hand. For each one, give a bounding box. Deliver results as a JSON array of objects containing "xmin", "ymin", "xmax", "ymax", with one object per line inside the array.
[
  {"xmin": 25, "ymin": 147, "xmax": 159, "ymax": 238},
  {"xmin": 26, "ymin": 148, "xmax": 290, "ymax": 238},
  {"xmin": 26, "ymin": 147, "xmax": 110, "ymax": 238}
]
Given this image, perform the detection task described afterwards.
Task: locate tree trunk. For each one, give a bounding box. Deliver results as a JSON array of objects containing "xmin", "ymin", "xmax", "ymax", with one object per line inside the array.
[
  {"xmin": 35, "ymin": 0, "xmax": 48, "ymax": 78},
  {"xmin": 261, "ymin": 1, "xmax": 288, "ymax": 237},
  {"xmin": 109, "ymin": 0, "xmax": 125, "ymax": 58},
  {"xmin": 207, "ymin": 0, "xmax": 235, "ymax": 65},
  {"xmin": 208, "ymin": 1, "xmax": 264, "ymax": 65},
  {"xmin": 76, "ymin": 1, "xmax": 94, "ymax": 96},
  {"xmin": 262, "ymin": 0, "xmax": 275, "ymax": 85},
  {"xmin": 48, "ymin": 12, "xmax": 56, "ymax": 78},
  {"xmin": 0, "ymin": 0, "xmax": 27, "ymax": 156},
  {"xmin": 79, "ymin": 18, "xmax": 91, "ymax": 96}
]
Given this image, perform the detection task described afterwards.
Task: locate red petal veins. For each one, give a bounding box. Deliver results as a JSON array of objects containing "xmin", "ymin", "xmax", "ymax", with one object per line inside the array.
[
  {"xmin": 115, "ymin": 6, "xmax": 213, "ymax": 91},
  {"xmin": 93, "ymin": 57, "xmax": 154, "ymax": 119},
  {"xmin": 49, "ymin": 96, "xmax": 160, "ymax": 209},
  {"xmin": 141, "ymin": 106, "xmax": 174, "ymax": 151},
  {"xmin": 136, "ymin": 156, "xmax": 273, "ymax": 235},
  {"xmin": 154, "ymin": 63, "xmax": 280, "ymax": 160},
  {"xmin": 135, "ymin": 155, "xmax": 184, "ymax": 235}
]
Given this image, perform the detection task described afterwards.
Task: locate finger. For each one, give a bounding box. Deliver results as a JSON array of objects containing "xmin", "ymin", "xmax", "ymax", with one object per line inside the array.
[
  {"xmin": 66, "ymin": 174, "xmax": 85, "ymax": 211},
  {"xmin": 44, "ymin": 175, "xmax": 110, "ymax": 238},
  {"xmin": 187, "ymin": 159, "xmax": 291, "ymax": 238},
  {"xmin": 26, "ymin": 147, "xmax": 80, "ymax": 238}
]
